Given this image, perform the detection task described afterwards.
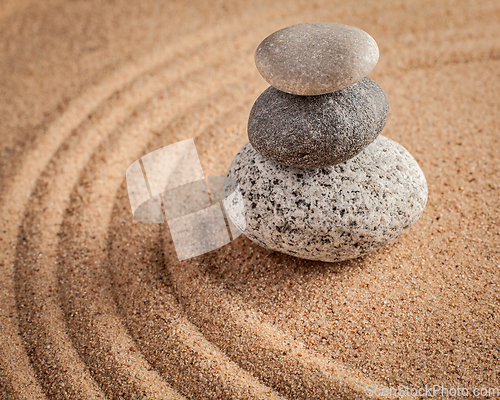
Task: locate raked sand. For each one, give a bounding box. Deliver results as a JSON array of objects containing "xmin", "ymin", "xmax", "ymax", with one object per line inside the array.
[{"xmin": 0, "ymin": 0, "xmax": 499, "ymax": 399}]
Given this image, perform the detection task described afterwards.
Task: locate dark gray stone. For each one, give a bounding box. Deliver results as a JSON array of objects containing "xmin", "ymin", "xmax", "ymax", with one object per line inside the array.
[
  {"xmin": 248, "ymin": 77, "xmax": 389, "ymax": 169},
  {"xmin": 255, "ymin": 22, "xmax": 379, "ymax": 95},
  {"xmin": 225, "ymin": 137, "xmax": 428, "ymax": 262}
]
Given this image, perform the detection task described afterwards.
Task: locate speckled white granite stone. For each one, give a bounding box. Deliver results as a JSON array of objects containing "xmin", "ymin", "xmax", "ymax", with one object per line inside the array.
[
  {"xmin": 225, "ymin": 136, "xmax": 428, "ymax": 262},
  {"xmin": 255, "ymin": 22, "xmax": 379, "ymax": 96},
  {"xmin": 248, "ymin": 77, "xmax": 389, "ymax": 168}
]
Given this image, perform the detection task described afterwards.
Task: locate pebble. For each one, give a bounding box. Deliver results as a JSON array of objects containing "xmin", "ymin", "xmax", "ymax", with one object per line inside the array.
[
  {"xmin": 225, "ymin": 136, "xmax": 427, "ymax": 262},
  {"xmin": 248, "ymin": 77, "xmax": 389, "ymax": 168},
  {"xmin": 255, "ymin": 22, "xmax": 379, "ymax": 95}
]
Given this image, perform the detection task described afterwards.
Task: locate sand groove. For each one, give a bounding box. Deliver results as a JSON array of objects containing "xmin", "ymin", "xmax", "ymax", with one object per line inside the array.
[
  {"xmin": 12, "ymin": 36, "xmax": 260, "ymax": 398},
  {"xmin": 1, "ymin": 8, "xmax": 266, "ymax": 397},
  {"xmin": 55, "ymin": 86, "xmax": 282, "ymax": 399},
  {"xmin": 168, "ymin": 251, "xmax": 395, "ymax": 400},
  {"xmin": 0, "ymin": 22, "xmax": 238, "ymax": 400},
  {"xmin": 107, "ymin": 189, "xmax": 286, "ymax": 400}
]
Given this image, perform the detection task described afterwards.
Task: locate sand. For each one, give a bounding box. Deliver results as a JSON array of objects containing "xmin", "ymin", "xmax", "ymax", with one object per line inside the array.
[{"xmin": 0, "ymin": 0, "xmax": 499, "ymax": 399}]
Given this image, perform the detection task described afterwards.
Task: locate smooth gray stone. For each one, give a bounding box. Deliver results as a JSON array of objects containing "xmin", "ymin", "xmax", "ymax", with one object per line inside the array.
[
  {"xmin": 255, "ymin": 22, "xmax": 379, "ymax": 95},
  {"xmin": 248, "ymin": 77, "xmax": 389, "ymax": 168},
  {"xmin": 225, "ymin": 137, "xmax": 427, "ymax": 263}
]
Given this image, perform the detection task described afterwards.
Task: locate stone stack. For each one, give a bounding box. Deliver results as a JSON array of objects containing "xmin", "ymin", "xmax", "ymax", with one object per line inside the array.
[{"xmin": 225, "ymin": 22, "xmax": 428, "ymax": 262}]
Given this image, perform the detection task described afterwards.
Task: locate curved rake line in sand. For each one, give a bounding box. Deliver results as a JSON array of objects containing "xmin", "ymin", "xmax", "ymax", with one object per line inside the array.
[
  {"xmin": 0, "ymin": 54, "xmax": 183, "ymax": 400},
  {"xmin": 166, "ymin": 254, "xmax": 408, "ymax": 400},
  {"xmin": 0, "ymin": 11, "xmax": 268, "ymax": 397},
  {"xmin": 9, "ymin": 30, "xmax": 235, "ymax": 396},
  {"xmin": 54, "ymin": 85, "xmax": 252, "ymax": 398},
  {"xmin": 376, "ymin": 23, "xmax": 500, "ymax": 77},
  {"xmin": 1, "ymin": 15, "xmax": 264, "ymax": 396},
  {"xmin": 103, "ymin": 105, "xmax": 286, "ymax": 399},
  {"xmin": 55, "ymin": 79, "xmax": 285, "ymax": 399},
  {"xmin": 12, "ymin": 26, "xmax": 261, "ymax": 398},
  {"xmin": 15, "ymin": 65, "xmax": 217, "ymax": 400}
]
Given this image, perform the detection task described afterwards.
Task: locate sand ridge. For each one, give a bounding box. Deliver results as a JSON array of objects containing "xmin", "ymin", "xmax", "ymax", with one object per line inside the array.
[{"xmin": 0, "ymin": 0, "xmax": 499, "ymax": 399}]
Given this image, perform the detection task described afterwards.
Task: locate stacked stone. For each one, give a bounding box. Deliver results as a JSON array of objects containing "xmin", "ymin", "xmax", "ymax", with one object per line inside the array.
[{"xmin": 226, "ymin": 23, "xmax": 428, "ymax": 262}]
